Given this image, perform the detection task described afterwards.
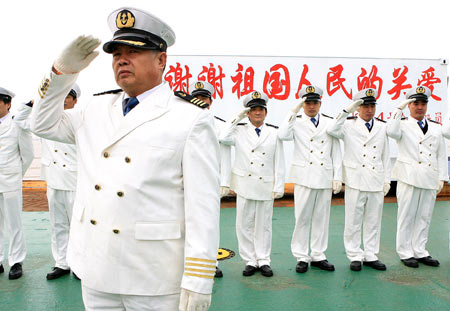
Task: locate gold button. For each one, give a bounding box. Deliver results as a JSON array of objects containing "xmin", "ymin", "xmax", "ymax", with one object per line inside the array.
[
  {"xmin": 420, "ymin": 152, "xmax": 422, "ymax": 154},
  {"xmin": 95, "ymin": 184, "xmax": 101, "ymax": 191},
  {"xmin": 373, "ymin": 146, "xmax": 376, "ymax": 149},
  {"xmin": 310, "ymin": 139, "xmax": 313, "ymax": 142},
  {"xmin": 261, "ymin": 164, "xmax": 264, "ymax": 167},
  {"xmin": 363, "ymin": 144, "xmax": 366, "ymax": 147},
  {"xmin": 310, "ymin": 150, "xmax": 313, "ymax": 153},
  {"xmin": 262, "ymin": 152, "xmax": 266, "ymax": 155},
  {"xmin": 320, "ymin": 151, "xmax": 323, "ymax": 154},
  {"xmin": 419, "ymin": 142, "xmax": 422, "ymax": 144},
  {"xmin": 251, "ymin": 150, "xmax": 255, "ymax": 152},
  {"xmin": 125, "ymin": 157, "xmax": 131, "ymax": 163},
  {"xmin": 419, "ymin": 162, "xmax": 422, "ymax": 164},
  {"xmin": 373, "ymin": 156, "xmax": 376, "ymax": 159},
  {"xmin": 90, "ymin": 220, "xmax": 97, "ymax": 225},
  {"xmin": 259, "ymin": 177, "xmax": 262, "ymax": 180},
  {"xmin": 103, "ymin": 152, "xmax": 109, "ymax": 158},
  {"xmin": 53, "ymin": 161, "xmax": 56, "ymax": 164},
  {"xmin": 429, "ymin": 154, "xmax": 431, "ymax": 156},
  {"xmin": 372, "ymin": 167, "xmax": 375, "ymax": 170},
  {"xmin": 362, "ymin": 165, "xmax": 365, "ymax": 167},
  {"xmin": 363, "ymin": 154, "xmax": 366, "ymax": 157},
  {"xmin": 248, "ymin": 174, "xmax": 251, "ymax": 176},
  {"xmin": 54, "ymin": 150, "xmax": 58, "ymax": 152},
  {"xmin": 310, "ymin": 162, "xmax": 313, "ymax": 165},
  {"xmin": 63, "ymin": 164, "xmax": 66, "ymax": 167},
  {"xmin": 113, "ymin": 229, "xmax": 120, "ymax": 234},
  {"xmin": 64, "ymin": 153, "xmax": 67, "ymax": 155},
  {"xmin": 321, "ymin": 163, "xmax": 324, "ymax": 166},
  {"xmin": 251, "ymin": 162, "xmax": 253, "ymax": 164},
  {"xmin": 428, "ymin": 164, "xmax": 431, "ymax": 166},
  {"xmin": 117, "ymin": 191, "xmax": 124, "ymax": 197},
  {"xmin": 321, "ymin": 140, "xmax": 324, "ymax": 143}
]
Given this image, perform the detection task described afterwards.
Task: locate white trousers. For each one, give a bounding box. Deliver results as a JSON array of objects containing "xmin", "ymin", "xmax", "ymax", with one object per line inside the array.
[
  {"xmin": 344, "ymin": 187, "xmax": 383, "ymax": 262},
  {"xmin": 47, "ymin": 188, "xmax": 75, "ymax": 269},
  {"xmin": 396, "ymin": 181, "xmax": 436, "ymax": 259},
  {"xmin": 0, "ymin": 190, "xmax": 26, "ymax": 266},
  {"xmin": 82, "ymin": 284, "xmax": 179, "ymax": 311},
  {"xmin": 236, "ymin": 195, "xmax": 273, "ymax": 267},
  {"xmin": 291, "ymin": 185, "xmax": 331, "ymax": 262}
]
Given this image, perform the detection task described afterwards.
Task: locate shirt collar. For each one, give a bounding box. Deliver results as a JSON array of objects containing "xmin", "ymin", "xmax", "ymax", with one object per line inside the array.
[
  {"xmin": 0, "ymin": 113, "xmax": 10, "ymax": 123},
  {"xmin": 410, "ymin": 115, "xmax": 427, "ymax": 125},
  {"xmin": 359, "ymin": 117, "xmax": 373, "ymax": 127},
  {"xmin": 123, "ymin": 82, "xmax": 164, "ymax": 103}
]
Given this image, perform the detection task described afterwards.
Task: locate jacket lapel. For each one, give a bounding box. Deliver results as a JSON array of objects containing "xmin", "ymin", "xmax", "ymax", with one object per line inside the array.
[
  {"xmin": 0, "ymin": 114, "xmax": 12, "ymax": 136},
  {"xmin": 407, "ymin": 118, "xmax": 425, "ymax": 140},
  {"xmin": 254, "ymin": 124, "xmax": 270, "ymax": 148},
  {"xmin": 363, "ymin": 119, "xmax": 380, "ymax": 143},
  {"xmin": 103, "ymin": 84, "xmax": 172, "ymax": 151}
]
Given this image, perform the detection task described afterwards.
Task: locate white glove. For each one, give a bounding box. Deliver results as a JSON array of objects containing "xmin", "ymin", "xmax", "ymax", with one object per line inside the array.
[
  {"xmin": 332, "ymin": 180, "xmax": 342, "ymax": 194},
  {"xmin": 179, "ymin": 288, "xmax": 211, "ymax": 311},
  {"xmin": 291, "ymin": 98, "xmax": 306, "ymax": 114},
  {"xmin": 397, "ymin": 98, "xmax": 416, "ymax": 110},
  {"xmin": 220, "ymin": 186, "xmax": 230, "ymax": 198},
  {"xmin": 383, "ymin": 183, "xmax": 391, "ymax": 196},
  {"xmin": 235, "ymin": 107, "xmax": 251, "ymax": 122},
  {"xmin": 344, "ymin": 99, "xmax": 364, "ymax": 114},
  {"xmin": 437, "ymin": 180, "xmax": 444, "ymax": 194},
  {"xmin": 272, "ymin": 192, "xmax": 283, "ymax": 199},
  {"xmin": 54, "ymin": 35, "xmax": 101, "ymax": 74}
]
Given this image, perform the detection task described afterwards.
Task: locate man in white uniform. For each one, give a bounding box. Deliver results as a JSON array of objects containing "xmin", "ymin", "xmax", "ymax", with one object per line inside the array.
[
  {"xmin": 0, "ymin": 87, "xmax": 34, "ymax": 280},
  {"xmin": 387, "ymin": 86, "xmax": 447, "ymax": 268},
  {"xmin": 328, "ymin": 88, "xmax": 391, "ymax": 271},
  {"xmin": 30, "ymin": 7, "xmax": 220, "ymax": 311},
  {"xmin": 189, "ymin": 81, "xmax": 230, "ymax": 278},
  {"xmin": 43, "ymin": 84, "xmax": 80, "ymax": 280},
  {"xmin": 219, "ymin": 91, "xmax": 285, "ymax": 277},
  {"xmin": 278, "ymin": 85, "xmax": 341, "ymax": 273}
]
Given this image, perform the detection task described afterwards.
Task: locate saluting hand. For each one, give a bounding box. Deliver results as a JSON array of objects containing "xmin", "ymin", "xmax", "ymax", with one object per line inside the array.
[
  {"xmin": 234, "ymin": 107, "xmax": 251, "ymax": 123},
  {"xmin": 54, "ymin": 35, "xmax": 101, "ymax": 74},
  {"xmin": 344, "ymin": 99, "xmax": 364, "ymax": 114},
  {"xmin": 397, "ymin": 98, "xmax": 415, "ymax": 110},
  {"xmin": 291, "ymin": 98, "xmax": 306, "ymax": 114}
]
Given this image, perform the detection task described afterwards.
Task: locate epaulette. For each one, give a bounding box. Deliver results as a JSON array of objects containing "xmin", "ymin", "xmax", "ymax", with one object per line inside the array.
[
  {"xmin": 266, "ymin": 123, "xmax": 279, "ymax": 129},
  {"xmin": 401, "ymin": 117, "xmax": 408, "ymax": 120},
  {"xmin": 375, "ymin": 117, "xmax": 386, "ymax": 123},
  {"xmin": 12, "ymin": 116, "xmax": 15, "ymax": 119},
  {"xmin": 428, "ymin": 119, "xmax": 441, "ymax": 124},
  {"xmin": 237, "ymin": 123, "xmax": 246, "ymax": 126},
  {"xmin": 347, "ymin": 116, "xmax": 357, "ymax": 120},
  {"xmin": 93, "ymin": 89, "xmax": 123, "ymax": 96},
  {"xmin": 174, "ymin": 91, "xmax": 209, "ymax": 109},
  {"xmin": 296, "ymin": 115, "xmax": 302, "ymax": 118},
  {"xmin": 321, "ymin": 113, "xmax": 333, "ymax": 119},
  {"xmin": 214, "ymin": 116, "xmax": 225, "ymax": 122}
]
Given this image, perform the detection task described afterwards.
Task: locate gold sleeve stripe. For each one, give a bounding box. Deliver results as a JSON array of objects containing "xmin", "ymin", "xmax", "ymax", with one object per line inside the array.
[
  {"xmin": 185, "ymin": 262, "xmax": 216, "ymax": 269},
  {"xmin": 185, "ymin": 267, "xmax": 215, "ymax": 274},
  {"xmin": 184, "ymin": 272, "xmax": 214, "ymax": 279},
  {"xmin": 186, "ymin": 257, "xmax": 216, "ymax": 263}
]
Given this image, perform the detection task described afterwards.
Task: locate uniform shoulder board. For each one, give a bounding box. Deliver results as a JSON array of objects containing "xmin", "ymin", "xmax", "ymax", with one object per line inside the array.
[
  {"xmin": 321, "ymin": 113, "xmax": 333, "ymax": 119},
  {"xmin": 428, "ymin": 119, "xmax": 441, "ymax": 124},
  {"xmin": 174, "ymin": 91, "xmax": 209, "ymax": 109},
  {"xmin": 237, "ymin": 122, "xmax": 247, "ymax": 126},
  {"xmin": 93, "ymin": 89, "xmax": 123, "ymax": 96},
  {"xmin": 265, "ymin": 123, "xmax": 279, "ymax": 129},
  {"xmin": 347, "ymin": 116, "xmax": 357, "ymax": 120},
  {"xmin": 401, "ymin": 117, "xmax": 408, "ymax": 120},
  {"xmin": 12, "ymin": 115, "xmax": 15, "ymax": 119},
  {"xmin": 375, "ymin": 117, "xmax": 386, "ymax": 123},
  {"xmin": 214, "ymin": 116, "xmax": 225, "ymax": 122},
  {"xmin": 296, "ymin": 115, "xmax": 302, "ymax": 118}
]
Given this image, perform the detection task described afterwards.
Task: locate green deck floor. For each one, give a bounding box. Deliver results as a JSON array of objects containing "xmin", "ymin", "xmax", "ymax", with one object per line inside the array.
[{"xmin": 0, "ymin": 202, "xmax": 449, "ymax": 311}]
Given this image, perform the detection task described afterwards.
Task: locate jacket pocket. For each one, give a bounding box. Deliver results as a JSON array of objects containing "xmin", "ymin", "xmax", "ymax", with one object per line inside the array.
[
  {"xmin": 292, "ymin": 160, "xmax": 306, "ymax": 167},
  {"xmin": 343, "ymin": 160, "xmax": 357, "ymax": 169},
  {"xmin": 397, "ymin": 157, "xmax": 412, "ymax": 165},
  {"xmin": 232, "ymin": 168, "xmax": 246, "ymax": 177},
  {"xmin": 135, "ymin": 221, "xmax": 181, "ymax": 240}
]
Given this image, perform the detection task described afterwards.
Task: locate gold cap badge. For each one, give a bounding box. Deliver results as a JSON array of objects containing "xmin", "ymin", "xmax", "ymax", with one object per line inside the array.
[
  {"xmin": 306, "ymin": 86, "xmax": 315, "ymax": 94},
  {"xmin": 116, "ymin": 10, "xmax": 135, "ymax": 29},
  {"xmin": 416, "ymin": 86, "xmax": 426, "ymax": 94},
  {"xmin": 195, "ymin": 82, "xmax": 204, "ymax": 89},
  {"xmin": 252, "ymin": 91, "xmax": 261, "ymax": 99},
  {"xmin": 366, "ymin": 89, "xmax": 375, "ymax": 97}
]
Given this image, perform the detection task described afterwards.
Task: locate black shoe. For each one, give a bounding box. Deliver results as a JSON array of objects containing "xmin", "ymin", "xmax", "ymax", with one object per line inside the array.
[
  {"xmin": 296, "ymin": 261, "xmax": 308, "ymax": 273},
  {"xmin": 363, "ymin": 260, "xmax": 386, "ymax": 271},
  {"xmin": 401, "ymin": 257, "xmax": 419, "ymax": 268},
  {"xmin": 214, "ymin": 266, "xmax": 223, "ymax": 278},
  {"xmin": 259, "ymin": 265, "xmax": 274, "ymax": 277},
  {"xmin": 0, "ymin": 264, "xmax": 4, "ymax": 273},
  {"xmin": 242, "ymin": 265, "xmax": 257, "ymax": 276},
  {"xmin": 46, "ymin": 267, "xmax": 71, "ymax": 280},
  {"xmin": 73, "ymin": 272, "xmax": 81, "ymax": 280},
  {"xmin": 350, "ymin": 261, "xmax": 362, "ymax": 271},
  {"xmin": 417, "ymin": 256, "xmax": 440, "ymax": 267},
  {"xmin": 311, "ymin": 260, "xmax": 335, "ymax": 271},
  {"xmin": 9, "ymin": 263, "xmax": 22, "ymax": 280}
]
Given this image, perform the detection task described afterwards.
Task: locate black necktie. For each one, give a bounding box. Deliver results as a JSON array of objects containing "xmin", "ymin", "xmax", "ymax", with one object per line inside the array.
[
  {"xmin": 123, "ymin": 97, "xmax": 139, "ymax": 116},
  {"xmin": 311, "ymin": 117, "xmax": 317, "ymax": 127},
  {"xmin": 365, "ymin": 122, "xmax": 372, "ymax": 132},
  {"xmin": 255, "ymin": 128, "xmax": 261, "ymax": 137}
]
